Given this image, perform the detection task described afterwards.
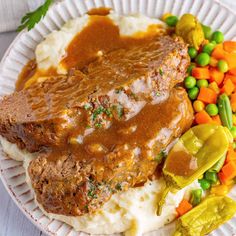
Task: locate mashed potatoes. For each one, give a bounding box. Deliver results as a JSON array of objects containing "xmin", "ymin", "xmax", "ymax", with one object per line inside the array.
[
  {"xmin": 0, "ymin": 136, "xmax": 200, "ymax": 236},
  {"xmin": 35, "ymin": 12, "xmax": 165, "ymax": 74}
]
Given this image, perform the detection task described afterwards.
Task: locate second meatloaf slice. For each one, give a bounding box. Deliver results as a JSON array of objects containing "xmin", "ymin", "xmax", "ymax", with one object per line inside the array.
[
  {"xmin": 28, "ymin": 88, "xmax": 193, "ymax": 216},
  {"xmin": 0, "ymin": 35, "xmax": 189, "ymax": 152}
]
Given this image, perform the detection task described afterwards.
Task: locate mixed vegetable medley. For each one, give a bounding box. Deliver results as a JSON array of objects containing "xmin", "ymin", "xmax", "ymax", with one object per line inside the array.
[{"xmin": 160, "ymin": 13, "xmax": 236, "ymax": 235}]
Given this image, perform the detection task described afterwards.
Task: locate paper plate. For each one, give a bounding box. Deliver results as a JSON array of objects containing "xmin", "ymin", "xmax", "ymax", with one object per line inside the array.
[{"xmin": 1, "ymin": 0, "xmax": 236, "ymax": 235}]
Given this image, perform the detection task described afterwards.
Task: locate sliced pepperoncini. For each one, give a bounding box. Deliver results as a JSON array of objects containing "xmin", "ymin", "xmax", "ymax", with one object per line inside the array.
[
  {"xmin": 173, "ymin": 195, "xmax": 236, "ymax": 236},
  {"xmin": 163, "ymin": 124, "xmax": 232, "ymax": 189}
]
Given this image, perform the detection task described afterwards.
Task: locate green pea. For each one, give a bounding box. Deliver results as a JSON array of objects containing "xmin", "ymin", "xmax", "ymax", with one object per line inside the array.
[
  {"xmin": 196, "ymin": 52, "xmax": 210, "ymax": 66},
  {"xmin": 212, "ymin": 31, "xmax": 224, "ymax": 44},
  {"xmin": 184, "ymin": 76, "xmax": 196, "ymax": 89},
  {"xmin": 205, "ymin": 104, "xmax": 219, "ymax": 116},
  {"xmin": 190, "ymin": 189, "xmax": 202, "ymax": 206},
  {"xmin": 165, "ymin": 15, "xmax": 178, "ymax": 27},
  {"xmin": 187, "ymin": 64, "xmax": 196, "ymax": 74},
  {"xmin": 201, "ymin": 24, "xmax": 212, "ymax": 40},
  {"xmin": 217, "ymin": 60, "xmax": 229, "ymax": 73},
  {"xmin": 205, "ymin": 171, "xmax": 218, "ymax": 184},
  {"xmin": 230, "ymin": 126, "xmax": 236, "ymax": 139},
  {"xmin": 211, "ymin": 40, "xmax": 217, "ymax": 45},
  {"xmin": 188, "ymin": 47, "xmax": 198, "ymax": 59},
  {"xmin": 188, "ymin": 87, "xmax": 199, "ymax": 100},
  {"xmin": 196, "ymin": 79, "xmax": 208, "ymax": 88},
  {"xmin": 198, "ymin": 179, "xmax": 211, "ymax": 190},
  {"xmin": 202, "ymin": 43, "xmax": 215, "ymax": 55}
]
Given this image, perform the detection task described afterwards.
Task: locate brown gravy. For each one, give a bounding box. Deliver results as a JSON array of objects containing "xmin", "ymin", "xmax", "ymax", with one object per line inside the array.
[
  {"xmin": 61, "ymin": 15, "xmax": 161, "ymax": 70},
  {"xmin": 87, "ymin": 7, "xmax": 111, "ymax": 16},
  {"xmin": 16, "ymin": 8, "xmax": 192, "ymax": 176},
  {"xmin": 16, "ymin": 12, "xmax": 164, "ymax": 90},
  {"xmin": 16, "ymin": 60, "xmax": 37, "ymax": 91},
  {"xmin": 165, "ymin": 150, "xmax": 198, "ymax": 177}
]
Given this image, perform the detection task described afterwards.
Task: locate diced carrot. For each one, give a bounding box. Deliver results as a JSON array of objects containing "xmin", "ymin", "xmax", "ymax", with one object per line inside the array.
[
  {"xmin": 191, "ymin": 67, "xmax": 210, "ymax": 79},
  {"xmin": 218, "ymin": 171, "xmax": 227, "ymax": 184},
  {"xmin": 225, "ymin": 73, "xmax": 236, "ymax": 84},
  {"xmin": 226, "ymin": 146, "xmax": 236, "ymax": 163},
  {"xmin": 231, "ymin": 93, "xmax": 236, "ymax": 112},
  {"xmin": 226, "ymin": 54, "xmax": 236, "ymax": 70},
  {"xmin": 211, "ymin": 44, "xmax": 225, "ymax": 59},
  {"xmin": 208, "ymin": 82, "xmax": 220, "ymax": 94},
  {"xmin": 209, "ymin": 67, "xmax": 224, "ymax": 85},
  {"xmin": 195, "ymin": 110, "xmax": 212, "ymax": 124},
  {"xmin": 224, "ymin": 41, "xmax": 236, "ymax": 53},
  {"xmin": 221, "ymin": 79, "xmax": 235, "ymax": 95},
  {"xmin": 222, "ymin": 161, "xmax": 236, "ymax": 180},
  {"xmin": 212, "ymin": 44, "xmax": 236, "ymax": 70},
  {"xmin": 197, "ymin": 87, "xmax": 217, "ymax": 104},
  {"xmin": 229, "ymin": 68, "xmax": 236, "ymax": 76},
  {"xmin": 176, "ymin": 199, "xmax": 193, "ymax": 216},
  {"xmin": 211, "ymin": 115, "xmax": 222, "ymax": 125}
]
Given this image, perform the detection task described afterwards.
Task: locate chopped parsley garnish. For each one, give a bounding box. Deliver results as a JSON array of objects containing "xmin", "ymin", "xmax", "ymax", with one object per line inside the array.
[
  {"xmin": 156, "ymin": 91, "xmax": 161, "ymax": 96},
  {"xmin": 84, "ymin": 104, "xmax": 92, "ymax": 110},
  {"xmin": 154, "ymin": 150, "xmax": 167, "ymax": 164},
  {"xmin": 115, "ymin": 183, "xmax": 122, "ymax": 191},
  {"xmin": 113, "ymin": 104, "xmax": 124, "ymax": 119},
  {"xmin": 95, "ymin": 123, "xmax": 102, "ymax": 128},
  {"xmin": 87, "ymin": 189, "xmax": 97, "ymax": 198},
  {"xmin": 115, "ymin": 88, "xmax": 123, "ymax": 94},
  {"xmin": 84, "ymin": 205, "xmax": 89, "ymax": 211},
  {"xmin": 92, "ymin": 107, "xmax": 105, "ymax": 120},
  {"xmin": 159, "ymin": 68, "xmax": 164, "ymax": 76},
  {"xmin": 87, "ymin": 180, "xmax": 97, "ymax": 199},
  {"xmin": 105, "ymin": 108, "xmax": 112, "ymax": 117}
]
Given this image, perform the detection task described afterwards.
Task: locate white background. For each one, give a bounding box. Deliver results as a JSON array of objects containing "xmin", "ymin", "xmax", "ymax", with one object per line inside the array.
[{"xmin": 0, "ymin": 0, "xmax": 236, "ymax": 236}]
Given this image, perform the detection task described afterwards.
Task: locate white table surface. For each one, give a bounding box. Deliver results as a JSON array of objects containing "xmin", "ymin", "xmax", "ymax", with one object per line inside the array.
[{"xmin": 1, "ymin": 1, "xmax": 236, "ymax": 236}]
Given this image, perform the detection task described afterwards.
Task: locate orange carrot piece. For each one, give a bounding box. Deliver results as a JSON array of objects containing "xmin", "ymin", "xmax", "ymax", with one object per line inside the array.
[
  {"xmin": 218, "ymin": 171, "xmax": 227, "ymax": 184},
  {"xmin": 195, "ymin": 110, "xmax": 212, "ymax": 124},
  {"xmin": 176, "ymin": 199, "xmax": 193, "ymax": 216},
  {"xmin": 226, "ymin": 146, "xmax": 236, "ymax": 163},
  {"xmin": 211, "ymin": 115, "xmax": 222, "ymax": 125},
  {"xmin": 211, "ymin": 44, "xmax": 225, "ymax": 59},
  {"xmin": 224, "ymin": 41, "xmax": 236, "ymax": 53},
  {"xmin": 229, "ymin": 68, "xmax": 236, "ymax": 76},
  {"xmin": 222, "ymin": 161, "xmax": 236, "ymax": 180},
  {"xmin": 191, "ymin": 67, "xmax": 210, "ymax": 79},
  {"xmin": 212, "ymin": 44, "xmax": 236, "ymax": 70},
  {"xmin": 197, "ymin": 87, "xmax": 217, "ymax": 104},
  {"xmin": 221, "ymin": 79, "xmax": 235, "ymax": 95},
  {"xmin": 209, "ymin": 67, "xmax": 224, "ymax": 85},
  {"xmin": 225, "ymin": 73, "xmax": 236, "ymax": 84},
  {"xmin": 231, "ymin": 93, "xmax": 236, "ymax": 112}
]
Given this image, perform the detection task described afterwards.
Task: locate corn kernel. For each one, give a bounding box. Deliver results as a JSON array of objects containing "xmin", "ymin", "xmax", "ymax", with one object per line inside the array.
[
  {"xmin": 209, "ymin": 57, "xmax": 218, "ymax": 67},
  {"xmin": 233, "ymin": 115, "xmax": 236, "ymax": 126},
  {"xmin": 208, "ymin": 82, "xmax": 220, "ymax": 94},
  {"xmin": 193, "ymin": 100, "xmax": 205, "ymax": 113},
  {"xmin": 210, "ymin": 184, "xmax": 229, "ymax": 196},
  {"xmin": 162, "ymin": 13, "xmax": 172, "ymax": 21}
]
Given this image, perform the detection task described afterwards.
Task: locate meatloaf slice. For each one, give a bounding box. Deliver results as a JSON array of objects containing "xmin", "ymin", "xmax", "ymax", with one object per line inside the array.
[
  {"xmin": 0, "ymin": 35, "xmax": 189, "ymax": 152},
  {"xmin": 28, "ymin": 88, "xmax": 193, "ymax": 216}
]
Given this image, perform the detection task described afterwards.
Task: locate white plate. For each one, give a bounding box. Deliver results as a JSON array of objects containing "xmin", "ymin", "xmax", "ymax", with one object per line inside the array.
[{"xmin": 1, "ymin": 0, "xmax": 236, "ymax": 235}]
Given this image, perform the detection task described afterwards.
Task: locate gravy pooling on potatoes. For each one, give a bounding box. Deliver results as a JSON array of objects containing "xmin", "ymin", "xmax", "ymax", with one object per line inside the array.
[{"xmin": 16, "ymin": 8, "xmax": 164, "ymax": 90}]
